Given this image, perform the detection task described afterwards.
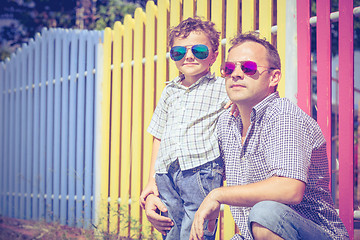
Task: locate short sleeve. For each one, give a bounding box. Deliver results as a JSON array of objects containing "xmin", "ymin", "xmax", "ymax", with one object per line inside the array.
[{"xmin": 263, "ymin": 111, "xmax": 313, "ymax": 183}]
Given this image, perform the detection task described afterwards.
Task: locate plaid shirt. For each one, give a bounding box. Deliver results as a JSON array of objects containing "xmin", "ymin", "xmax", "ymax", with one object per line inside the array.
[
  {"xmin": 217, "ymin": 92, "xmax": 349, "ymax": 240},
  {"xmin": 148, "ymin": 72, "xmax": 229, "ymax": 173}
]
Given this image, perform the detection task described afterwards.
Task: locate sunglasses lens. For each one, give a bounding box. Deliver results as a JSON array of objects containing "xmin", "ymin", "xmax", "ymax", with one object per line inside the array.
[
  {"xmin": 221, "ymin": 62, "xmax": 236, "ymax": 77},
  {"xmin": 170, "ymin": 46, "xmax": 186, "ymax": 61},
  {"xmin": 241, "ymin": 61, "xmax": 257, "ymax": 75},
  {"xmin": 191, "ymin": 44, "xmax": 209, "ymax": 60}
]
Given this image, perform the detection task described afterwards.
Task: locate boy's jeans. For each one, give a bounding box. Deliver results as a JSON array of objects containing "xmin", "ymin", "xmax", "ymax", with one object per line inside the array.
[
  {"xmin": 246, "ymin": 201, "xmax": 335, "ymax": 240},
  {"xmin": 155, "ymin": 158, "xmax": 223, "ymax": 240}
]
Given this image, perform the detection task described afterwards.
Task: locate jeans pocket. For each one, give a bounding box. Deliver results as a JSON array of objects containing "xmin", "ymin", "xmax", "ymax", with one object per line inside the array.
[{"xmin": 196, "ymin": 165, "xmax": 224, "ymax": 198}]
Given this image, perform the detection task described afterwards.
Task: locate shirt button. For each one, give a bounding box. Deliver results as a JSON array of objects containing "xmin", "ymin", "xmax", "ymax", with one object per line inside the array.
[{"xmin": 241, "ymin": 157, "xmax": 245, "ymax": 161}]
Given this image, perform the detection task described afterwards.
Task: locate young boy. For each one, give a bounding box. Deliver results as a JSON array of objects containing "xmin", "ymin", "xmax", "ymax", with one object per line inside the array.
[{"xmin": 139, "ymin": 17, "xmax": 228, "ymax": 240}]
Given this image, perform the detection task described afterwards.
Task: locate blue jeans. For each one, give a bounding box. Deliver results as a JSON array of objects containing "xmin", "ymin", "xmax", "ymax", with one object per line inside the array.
[
  {"xmin": 247, "ymin": 201, "xmax": 334, "ymax": 240},
  {"xmin": 155, "ymin": 158, "xmax": 224, "ymax": 240}
]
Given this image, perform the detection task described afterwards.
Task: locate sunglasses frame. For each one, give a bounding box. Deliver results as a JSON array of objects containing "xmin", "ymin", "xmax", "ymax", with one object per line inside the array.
[
  {"xmin": 220, "ymin": 61, "xmax": 276, "ymax": 77},
  {"xmin": 170, "ymin": 44, "xmax": 209, "ymax": 61}
]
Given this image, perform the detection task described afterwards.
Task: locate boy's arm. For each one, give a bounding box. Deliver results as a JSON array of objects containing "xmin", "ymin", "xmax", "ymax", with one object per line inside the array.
[{"xmin": 140, "ymin": 137, "xmax": 161, "ymax": 209}]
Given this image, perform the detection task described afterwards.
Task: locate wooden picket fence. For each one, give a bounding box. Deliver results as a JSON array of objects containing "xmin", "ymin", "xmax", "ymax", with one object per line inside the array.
[
  {"xmin": 0, "ymin": 28, "xmax": 103, "ymax": 229},
  {"xmin": 0, "ymin": 0, "xmax": 359, "ymax": 239}
]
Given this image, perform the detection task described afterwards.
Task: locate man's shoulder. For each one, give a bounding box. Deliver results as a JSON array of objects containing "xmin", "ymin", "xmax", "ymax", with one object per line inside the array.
[
  {"xmin": 266, "ymin": 97, "xmax": 307, "ymax": 118},
  {"xmin": 218, "ymin": 110, "xmax": 234, "ymax": 127}
]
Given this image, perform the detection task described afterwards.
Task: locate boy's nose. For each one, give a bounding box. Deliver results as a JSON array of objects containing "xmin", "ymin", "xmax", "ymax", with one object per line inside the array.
[{"xmin": 184, "ymin": 48, "xmax": 195, "ymax": 60}]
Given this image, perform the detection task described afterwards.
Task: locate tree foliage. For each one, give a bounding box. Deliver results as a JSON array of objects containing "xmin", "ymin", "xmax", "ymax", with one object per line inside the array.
[
  {"xmin": 93, "ymin": 0, "xmax": 139, "ymax": 30},
  {"xmin": 311, "ymin": 0, "xmax": 360, "ymax": 56},
  {"xmin": 0, "ymin": 0, "xmax": 149, "ymax": 61}
]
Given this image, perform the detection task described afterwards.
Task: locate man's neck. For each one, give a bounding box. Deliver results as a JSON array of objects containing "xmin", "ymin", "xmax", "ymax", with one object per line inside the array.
[{"xmin": 236, "ymin": 103, "xmax": 252, "ymax": 138}]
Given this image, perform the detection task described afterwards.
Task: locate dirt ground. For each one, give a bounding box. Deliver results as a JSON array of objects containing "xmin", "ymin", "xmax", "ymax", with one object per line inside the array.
[
  {"xmin": 0, "ymin": 216, "xmax": 97, "ymax": 240},
  {"xmin": 1, "ymin": 216, "xmax": 359, "ymax": 240}
]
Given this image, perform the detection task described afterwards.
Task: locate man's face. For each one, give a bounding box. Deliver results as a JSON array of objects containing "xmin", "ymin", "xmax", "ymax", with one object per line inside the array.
[
  {"xmin": 224, "ymin": 41, "xmax": 278, "ymax": 108},
  {"xmin": 172, "ymin": 31, "xmax": 218, "ymax": 82}
]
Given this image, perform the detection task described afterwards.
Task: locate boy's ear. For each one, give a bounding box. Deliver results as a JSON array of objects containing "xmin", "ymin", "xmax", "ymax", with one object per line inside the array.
[{"xmin": 210, "ymin": 50, "xmax": 219, "ymax": 66}]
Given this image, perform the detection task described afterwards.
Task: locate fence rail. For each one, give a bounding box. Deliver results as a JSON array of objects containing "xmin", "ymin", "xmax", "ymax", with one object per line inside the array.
[{"xmin": 0, "ymin": 0, "xmax": 358, "ymax": 239}]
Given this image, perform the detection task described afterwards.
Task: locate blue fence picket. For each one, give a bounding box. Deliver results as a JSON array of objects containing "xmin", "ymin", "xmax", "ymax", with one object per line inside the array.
[
  {"xmin": 84, "ymin": 31, "xmax": 96, "ymax": 228},
  {"xmin": 3, "ymin": 59, "xmax": 10, "ymax": 217},
  {"xmin": 53, "ymin": 29, "xmax": 62, "ymax": 222},
  {"xmin": 9, "ymin": 53, "xmax": 16, "ymax": 218},
  {"xmin": 0, "ymin": 62, "xmax": 5, "ymax": 216},
  {"xmin": 14, "ymin": 50, "xmax": 21, "ymax": 219},
  {"xmin": 39, "ymin": 28, "xmax": 48, "ymax": 220},
  {"xmin": 26, "ymin": 40, "xmax": 35, "ymax": 219},
  {"xmin": 32, "ymin": 34, "xmax": 41, "ymax": 220},
  {"xmin": 4, "ymin": 58, "xmax": 11, "ymax": 217},
  {"xmin": 76, "ymin": 30, "xmax": 86, "ymax": 228},
  {"xmin": 60, "ymin": 29, "xmax": 70, "ymax": 226},
  {"xmin": 45, "ymin": 31, "xmax": 55, "ymax": 222},
  {"xmin": 68, "ymin": 31, "xmax": 79, "ymax": 227},
  {"xmin": 19, "ymin": 44, "xmax": 27, "ymax": 219}
]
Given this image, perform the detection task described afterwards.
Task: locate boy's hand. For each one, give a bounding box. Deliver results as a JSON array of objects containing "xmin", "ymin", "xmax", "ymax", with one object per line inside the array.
[
  {"xmin": 145, "ymin": 194, "xmax": 173, "ymax": 235},
  {"xmin": 140, "ymin": 178, "xmax": 159, "ymax": 209},
  {"xmin": 224, "ymin": 100, "xmax": 239, "ymax": 117}
]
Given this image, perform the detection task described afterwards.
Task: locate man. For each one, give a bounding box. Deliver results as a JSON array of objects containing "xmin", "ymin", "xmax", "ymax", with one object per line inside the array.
[{"xmin": 189, "ymin": 32, "xmax": 349, "ymax": 239}]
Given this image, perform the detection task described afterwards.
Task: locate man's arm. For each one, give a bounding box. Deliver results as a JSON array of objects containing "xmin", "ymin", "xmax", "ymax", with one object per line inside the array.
[
  {"xmin": 190, "ymin": 176, "xmax": 305, "ymax": 240},
  {"xmin": 140, "ymin": 137, "xmax": 161, "ymax": 209}
]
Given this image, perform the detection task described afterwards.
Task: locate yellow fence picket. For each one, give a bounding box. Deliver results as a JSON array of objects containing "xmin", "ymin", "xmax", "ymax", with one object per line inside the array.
[
  {"xmin": 241, "ymin": 0, "xmax": 256, "ymax": 33},
  {"xmin": 142, "ymin": 1, "xmax": 158, "ymax": 236},
  {"xmin": 120, "ymin": 14, "xmax": 135, "ymax": 237},
  {"xmin": 156, "ymin": 0, "xmax": 169, "ymax": 104},
  {"xmin": 183, "ymin": 0, "xmax": 195, "ymax": 18},
  {"xmin": 259, "ymin": 0, "xmax": 273, "ymax": 43},
  {"xmin": 109, "ymin": 21, "xmax": 124, "ymax": 233},
  {"xmin": 169, "ymin": 0, "xmax": 181, "ymax": 82},
  {"xmin": 99, "ymin": 27, "xmax": 112, "ymax": 232},
  {"xmin": 211, "ymin": 0, "xmax": 224, "ymax": 77},
  {"xmin": 225, "ymin": 0, "xmax": 239, "ymax": 53},
  {"xmin": 131, "ymin": 8, "xmax": 146, "ymax": 238},
  {"xmin": 197, "ymin": 0, "xmax": 209, "ymax": 19}
]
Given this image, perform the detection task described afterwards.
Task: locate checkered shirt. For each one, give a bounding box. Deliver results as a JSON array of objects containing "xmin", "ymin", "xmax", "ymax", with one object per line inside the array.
[
  {"xmin": 217, "ymin": 92, "xmax": 349, "ymax": 240},
  {"xmin": 148, "ymin": 72, "xmax": 229, "ymax": 173}
]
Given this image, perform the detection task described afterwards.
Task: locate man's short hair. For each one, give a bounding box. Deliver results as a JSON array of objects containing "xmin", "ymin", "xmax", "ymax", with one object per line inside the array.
[
  {"xmin": 229, "ymin": 32, "xmax": 281, "ymax": 71},
  {"xmin": 168, "ymin": 17, "xmax": 220, "ymax": 52}
]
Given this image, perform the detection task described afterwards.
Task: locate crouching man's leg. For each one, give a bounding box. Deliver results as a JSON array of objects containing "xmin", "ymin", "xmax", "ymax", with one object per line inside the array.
[{"xmin": 248, "ymin": 201, "xmax": 333, "ymax": 240}]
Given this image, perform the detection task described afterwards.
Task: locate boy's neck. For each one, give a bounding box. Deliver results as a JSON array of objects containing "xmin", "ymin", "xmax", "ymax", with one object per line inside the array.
[{"xmin": 181, "ymin": 71, "xmax": 210, "ymax": 87}]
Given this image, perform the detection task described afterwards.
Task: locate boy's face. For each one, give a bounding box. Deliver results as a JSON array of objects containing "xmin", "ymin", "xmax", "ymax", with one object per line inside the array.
[
  {"xmin": 172, "ymin": 31, "xmax": 218, "ymax": 83},
  {"xmin": 225, "ymin": 41, "xmax": 280, "ymax": 108}
]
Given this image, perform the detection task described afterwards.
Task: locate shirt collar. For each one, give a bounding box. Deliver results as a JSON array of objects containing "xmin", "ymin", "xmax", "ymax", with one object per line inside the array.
[{"xmin": 250, "ymin": 92, "xmax": 280, "ymax": 122}]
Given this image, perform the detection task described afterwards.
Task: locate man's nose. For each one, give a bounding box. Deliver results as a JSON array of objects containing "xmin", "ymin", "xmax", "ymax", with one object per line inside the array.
[{"xmin": 230, "ymin": 65, "xmax": 244, "ymax": 79}]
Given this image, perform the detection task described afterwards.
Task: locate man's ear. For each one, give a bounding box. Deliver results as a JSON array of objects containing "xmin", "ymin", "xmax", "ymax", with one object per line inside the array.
[{"xmin": 269, "ymin": 69, "xmax": 281, "ymax": 88}]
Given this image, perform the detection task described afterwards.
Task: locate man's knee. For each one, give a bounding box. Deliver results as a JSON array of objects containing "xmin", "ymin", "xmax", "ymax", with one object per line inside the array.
[
  {"xmin": 251, "ymin": 222, "xmax": 284, "ymax": 240},
  {"xmin": 248, "ymin": 201, "xmax": 287, "ymax": 240},
  {"xmin": 249, "ymin": 201, "xmax": 285, "ymax": 223}
]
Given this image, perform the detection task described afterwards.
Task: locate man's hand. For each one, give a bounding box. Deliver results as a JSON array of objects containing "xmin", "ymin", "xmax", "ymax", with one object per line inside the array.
[
  {"xmin": 144, "ymin": 194, "xmax": 173, "ymax": 235},
  {"xmin": 140, "ymin": 178, "xmax": 159, "ymax": 209},
  {"xmin": 190, "ymin": 191, "xmax": 221, "ymax": 240}
]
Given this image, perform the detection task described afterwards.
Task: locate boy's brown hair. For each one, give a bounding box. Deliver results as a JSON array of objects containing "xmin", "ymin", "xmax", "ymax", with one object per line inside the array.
[{"xmin": 168, "ymin": 17, "xmax": 221, "ymax": 52}]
